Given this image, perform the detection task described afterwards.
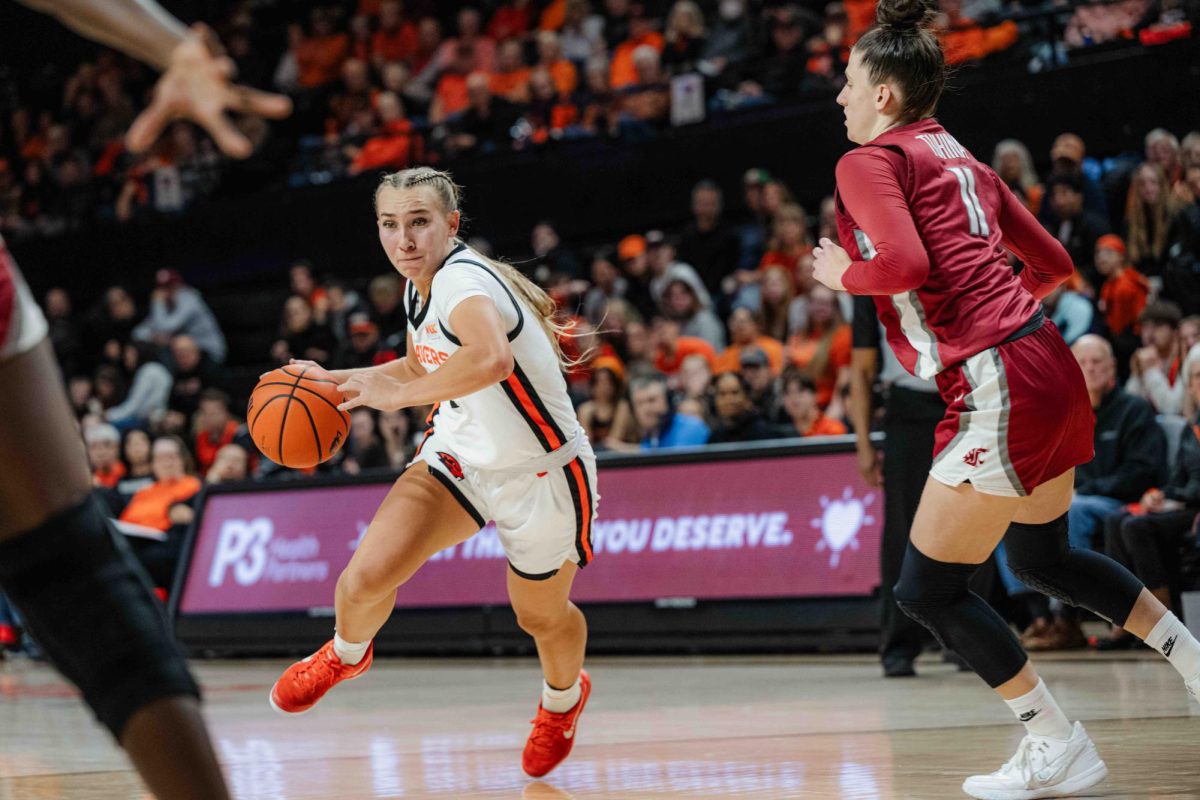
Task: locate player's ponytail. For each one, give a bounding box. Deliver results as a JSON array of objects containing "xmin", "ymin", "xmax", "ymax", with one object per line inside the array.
[
  {"xmin": 854, "ymin": 0, "xmax": 945, "ymax": 122},
  {"xmin": 376, "ymin": 168, "xmax": 585, "ymax": 371}
]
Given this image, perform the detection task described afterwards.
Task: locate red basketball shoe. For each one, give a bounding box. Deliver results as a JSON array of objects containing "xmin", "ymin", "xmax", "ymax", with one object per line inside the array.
[
  {"xmin": 522, "ymin": 669, "xmax": 591, "ymax": 778},
  {"xmin": 269, "ymin": 639, "xmax": 373, "ymax": 714}
]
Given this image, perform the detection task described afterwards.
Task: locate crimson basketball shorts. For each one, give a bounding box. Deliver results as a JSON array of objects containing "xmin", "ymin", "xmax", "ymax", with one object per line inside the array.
[
  {"xmin": 409, "ymin": 428, "xmax": 598, "ymax": 579},
  {"xmin": 930, "ymin": 320, "xmax": 1094, "ymax": 497},
  {"xmin": 0, "ymin": 242, "xmax": 48, "ymax": 363}
]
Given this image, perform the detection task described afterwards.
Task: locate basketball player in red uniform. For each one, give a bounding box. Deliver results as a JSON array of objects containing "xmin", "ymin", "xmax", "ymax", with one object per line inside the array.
[
  {"xmin": 812, "ymin": 0, "xmax": 1200, "ymax": 796},
  {"xmin": 1, "ymin": 3, "xmax": 289, "ymax": 798}
]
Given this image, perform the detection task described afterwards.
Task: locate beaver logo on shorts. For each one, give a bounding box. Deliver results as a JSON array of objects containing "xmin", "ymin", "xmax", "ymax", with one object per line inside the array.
[
  {"xmin": 962, "ymin": 447, "xmax": 988, "ymax": 467},
  {"xmin": 437, "ymin": 451, "xmax": 465, "ymax": 480}
]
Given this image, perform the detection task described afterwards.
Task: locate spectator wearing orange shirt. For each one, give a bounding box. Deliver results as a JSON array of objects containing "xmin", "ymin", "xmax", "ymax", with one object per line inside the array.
[
  {"xmin": 787, "ymin": 284, "xmax": 852, "ymax": 416},
  {"xmin": 757, "ymin": 202, "xmax": 813, "ymax": 286},
  {"xmin": 433, "ymin": 7, "xmax": 497, "ymax": 74},
  {"xmin": 610, "ymin": 11, "xmax": 665, "ymax": 89},
  {"xmin": 348, "ymin": 92, "xmax": 422, "ymax": 174},
  {"xmin": 86, "ymin": 423, "xmax": 126, "ymax": 489},
  {"xmin": 780, "ymin": 370, "xmax": 848, "ymax": 437},
  {"xmin": 715, "ymin": 307, "xmax": 785, "ymax": 375},
  {"xmin": 535, "ymin": 31, "xmax": 579, "ymax": 96},
  {"xmin": 490, "ymin": 38, "xmax": 533, "ymax": 102},
  {"xmin": 120, "ymin": 436, "xmax": 202, "ymax": 589},
  {"xmin": 296, "ymin": 9, "xmax": 351, "ymax": 89},
  {"xmin": 652, "ymin": 316, "xmax": 716, "ymax": 377},
  {"xmin": 429, "ymin": 47, "xmax": 480, "ymax": 124},
  {"xmin": 1097, "ymin": 235, "xmax": 1150, "ymax": 343},
  {"xmin": 193, "ymin": 390, "xmax": 254, "ymax": 478},
  {"xmin": 935, "ymin": 0, "xmax": 1018, "ymax": 65},
  {"xmin": 371, "ymin": 0, "xmax": 420, "ymax": 67}
]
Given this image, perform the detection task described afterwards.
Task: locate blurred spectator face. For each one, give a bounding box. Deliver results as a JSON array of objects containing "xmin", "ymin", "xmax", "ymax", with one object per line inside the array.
[
  {"xmin": 311, "ymin": 9, "xmax": 334, "ymax": 37},
  {"xmin": 1072, "ymin": 336, "xmax": 1116, "ymax": 395},
  {"xmin": 713, "ymin": 373, "xmax": 751, "ymax": 421},
  {"xmin": 1095, "ymin": 243, "xmax": 1123, "ymax": 277},
  {"xmin": 125, "ymin": 429, "xmax": 152, "ymax": 468},
  {"xmin": 458, "ymin": 7, "xmax": 483, "ymax": 37},
  {"xmin": 86, "ymin": 430, "xmax": 120, "ymax": 471},
  {"xmin": 647, "ymin": 241, "xmax": 674, "ymax": 274},
  {"xmin": 1181, "ymin": 317, "xmax": 1200, "ymax": 352},
  {"xmin": 196, "ymin": 396, "xmax": 231, "ymax": 436},
  {"xmin": 380, "ymin": 0, "xmax": 402, "ymax": 29},
  {"xmin": 379, "ymin": 409, "xmax": 410, "ymax": 441},
  {"xmin": 382, "ymin": 63, "xmax": 411, "ymax": 93},
  {"xmin": 284, "ymin": 296, "xmax": 314, "ymax": 334},
  {"xmin": 1050, "ymin": 134, "xmax": 1085, "ymax": 175},
  {"xmin": 290, "ymin": 264, "xmax": 316, "ymax": 297},
  {"xmin": 740, "ymin": 355, "xmax": 773, "ymax": 394},
  {"xmin": 530, "ymin": 68, "xmax": 556, "ymax": 101},
  {"xmin": 343, "ymin": 58, "xmax": 369, "ymax": 94},
  {"xmin": 625, "ymin": 320, "xmax": 651, "ymax": 359},
  {"xmin": 632, "ymin": 45, "xmax": 662, "ymax": 83},
  {"xmin": 591, "ymin": 368, "xmax": 618, "ymax": 402},
  {"xmin": 1133, "ymin": 164, "xmax": 1164, "ymax": 206},
  {"xmin": 591, "ymin": 256, "xmax": 619, "ymax": 290},
  {"xmin": 171, "ymin": 336, "xmax": 202, "ymax": 373},
  {"xmin": 664, "ymin": 280, "xmax": 696, "ymax": 317},
  {"xmin": 607, "ymin": 0, "xmax": 631, "ymax": 16},
  {"xmin": 1141, "ymin": 319, "xmax": 1177, "ymax": 352},
  {"xmin": 209, "ymin": 444, "xmax": 249, "ymax": 482},
  {"xmin": 537, "ymin": 31, "xmax": 562, "ymax": 63},
  {"xmin": 466, "ymin": 72, "xmax": 492, "ymax": 108},
  {"xmin": 771, "ymin": 11, "xmax": 804, "ymax": 52},
  {"xmin": 1050, "ymin": 183, "xmax": 1083, "ymax": 219},
  {"xmin": 68, "ymin": 376, "xmax": 92, "ymax": 410},
  {"xmin": 762, "ymin": 267, "xmax": 792, "ymax": 306},
  {"xmin": 808, "ymin": 286, "xmax": 837, "ymax": 326},
  {"xmin": 652, "ymin": 316, "xmax": 680, "ymax": 350},
  {"xmin": 782, "ymin": 376, "xmax": 817, "ymax": 421},
  {"xmin": 631, "ymin": 380, "xmax": 669, "ymax": 432},
  {"xmin": 763, "ymin": 182, "xmax": 787, "ymax": 216},
  {"xmin": 679, "ymin": 353, "xmax": 711, "ymax": 398},
  {"xmin": 418, "ymin": 17, "xmax": 443, "ymax": 50},
  {"xmin": 719, "ymin": 0, "xmax": 746, "ymax": 20},
  {"xmin": 370, "ymin": 276, "xmax": 402, "ymax": 314},
  {"xmin": 1146, "ymin": 134, "xmax": 1180, "ymax": 174},
  {"xmin": 728, "ymin": 307, "xmax": 757, "ymax": 345},
  {"xmin": 377, "ymin": 92, "xmax": 405, "ymax": 123},
  {"xmin": 692, "ymin": 186, "xmax": 721, "ymax": 226},
  {"xmin": 44, "ymin": 288, "xmax": 71, "ymax": 319},
  {"xmin": 997, "ymin": 150, "xmax": 1023, "ymax": 184},
  {"xmin": 774, "ymin": 205, "xmax": 806, "ymax": 246},
  {"xmin": 351, "ymin": 409, "xmax": 377, "ymax": 447},
  {"xmin": 350, "ymin": 14, "xmax": 371, "ymax": 39},
  {"xmin": 586, "ymin": 59, "xmax": 610, "ymax": 92},
  {"xmin": 151, "ymin": 438, "xmax": 186, "ymax": 481},
  {"xmin": 498, "ymin": 39, "xmax": 525, "ymax": 71},
  {"xmin": 122, "ymin": 342, "xmax": 144, "ymax": 374},
  {"xmin": 106, "ymin": 287, "xmax": 136, "ymax": 321},
  {"xmin": 532, "ymin": 223, "xmax": 560, "ymax": 255},
  {"xmin": 93, "ymin": 366, "xmax": 122, "ymax": 405},
  {"xmin": 743, "ymin": 173, "xmax": 766, "ymax": 214}
]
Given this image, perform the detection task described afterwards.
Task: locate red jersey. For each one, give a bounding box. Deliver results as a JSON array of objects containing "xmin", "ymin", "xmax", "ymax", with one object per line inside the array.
[{"xmin": 835, "ymin": 119, "xmax": 1073, "ymax": 379}]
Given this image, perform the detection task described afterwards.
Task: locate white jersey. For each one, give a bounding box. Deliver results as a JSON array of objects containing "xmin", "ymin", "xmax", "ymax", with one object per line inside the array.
[{"xmin": 406, "ymin": 243, "xmax": 579, "ymax": 471}]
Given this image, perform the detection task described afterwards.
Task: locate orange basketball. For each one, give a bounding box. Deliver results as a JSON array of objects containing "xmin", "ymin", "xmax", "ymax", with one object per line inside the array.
[{"xmin": 247, "ymin": 366, "xmax": 351, "ymax": 468}]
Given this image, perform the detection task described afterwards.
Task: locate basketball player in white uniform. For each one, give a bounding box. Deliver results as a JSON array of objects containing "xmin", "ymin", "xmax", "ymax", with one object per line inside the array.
[{"xmin": 271, "ymin": 168, "xmax": 598, "ymax": 780}]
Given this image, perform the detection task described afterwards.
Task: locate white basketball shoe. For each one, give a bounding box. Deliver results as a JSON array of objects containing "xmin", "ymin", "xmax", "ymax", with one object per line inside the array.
[{"xmin": 961, "ymin": 721, "xmax": 1107, "ymax": 800}]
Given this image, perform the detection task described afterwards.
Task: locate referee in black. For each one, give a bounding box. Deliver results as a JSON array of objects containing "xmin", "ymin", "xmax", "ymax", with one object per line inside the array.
[{"xmin": 849, "ymin": 295, "xmax": 946, "ymax": 677}]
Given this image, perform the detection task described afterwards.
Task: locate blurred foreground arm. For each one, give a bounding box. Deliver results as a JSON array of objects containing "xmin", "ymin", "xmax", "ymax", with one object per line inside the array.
[{"xmin": 17, "ymin": 0, "xmax": 292, "ymax": 157}]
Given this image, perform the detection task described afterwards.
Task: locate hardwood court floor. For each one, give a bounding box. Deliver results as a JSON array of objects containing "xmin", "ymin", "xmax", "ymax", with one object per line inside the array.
[{"xmin": 1, "ymin": 652, "xmax": 1198, "ymax": 799}]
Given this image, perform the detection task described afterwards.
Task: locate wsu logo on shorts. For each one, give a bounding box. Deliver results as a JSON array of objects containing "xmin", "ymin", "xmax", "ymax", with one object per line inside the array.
[
  {"xmin": 962, "ymin": 447, "xmax": 989, "ymax": 467},
  {"xmin": 437, "ymin": 451, "xmax": 465, "ymax": 480},
  {"xmin": 208, "ymin": 517, "xmax": 273, "ymax": 587}
]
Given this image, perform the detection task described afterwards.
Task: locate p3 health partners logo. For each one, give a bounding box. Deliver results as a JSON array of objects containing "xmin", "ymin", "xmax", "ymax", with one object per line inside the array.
[{"xmin": 208, "ymin": 517, "xmax": 330, "ymax": 587}]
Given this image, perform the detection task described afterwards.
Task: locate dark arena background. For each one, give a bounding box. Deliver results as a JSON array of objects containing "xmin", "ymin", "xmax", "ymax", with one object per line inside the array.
[{"xmin": 0, "ymin": 0, "xmax": 1198, "ymax": 797}]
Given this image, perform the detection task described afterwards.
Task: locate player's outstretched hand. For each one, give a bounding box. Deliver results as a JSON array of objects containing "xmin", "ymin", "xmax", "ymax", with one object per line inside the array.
[
  {"xmin": 337, "ymin": 372, "xmax": 404, "ymax": 413},
  {"xmin": 812, "ymin": 237, "xmax": 851, "ymax": 291},
  {"xmin": 127, "ymin": 23, "xmax": 292, "ymax": 158}
]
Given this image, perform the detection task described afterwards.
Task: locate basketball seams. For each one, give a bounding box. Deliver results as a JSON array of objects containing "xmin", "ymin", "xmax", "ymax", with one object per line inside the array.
[
  {"xmin": 255, "ymin": 381, "xmax": 349, "ymax": 420},
  {"xmin": 276, "ymin": 368, "xmax": 306, "ymax": 466},
  {"xmin": 280, "ymin": 365, "xmax": 339, "ymax": 385},
  {"xmin": 250, "ymin": 366, "xmax": 350, "ymax": 467},
  {"xmin": 292, "ymin": 390, "xmax": 324, "ymax": 464}
]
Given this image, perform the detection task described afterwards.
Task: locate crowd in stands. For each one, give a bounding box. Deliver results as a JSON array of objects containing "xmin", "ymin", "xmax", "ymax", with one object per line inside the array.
[{"xmin": 2, "ymin": 0, "xmax": 1195, "ymax": 238}]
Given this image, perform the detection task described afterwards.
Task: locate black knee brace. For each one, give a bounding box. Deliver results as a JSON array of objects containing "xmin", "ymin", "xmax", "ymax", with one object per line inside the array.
[
  {"xmin": 894, "ymin": 542, "xmax": 1027, "ymax": 687},
  {"xmin": 0, "ymin": 496, "xmax": 199, "ymax": 740},
  {"xmin": 1005, "ymin": 513, "xmax": 1143, "ymax": 627}
]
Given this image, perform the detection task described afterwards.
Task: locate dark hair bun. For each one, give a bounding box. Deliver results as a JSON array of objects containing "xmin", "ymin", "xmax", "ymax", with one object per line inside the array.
[{"xmin": 876, "ymin": 0, "xmax": 937, "ymax": 31}]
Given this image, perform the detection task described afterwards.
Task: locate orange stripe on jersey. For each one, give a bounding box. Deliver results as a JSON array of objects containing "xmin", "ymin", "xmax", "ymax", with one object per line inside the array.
[
  {"xmin": 504, "ymin": 374, "xmax": 563, "ymax": 451},
  {"xmin": 566, "ymin": 458, "xmax": 594, "ymax": 563},
  {"xmin": 425, "ymin": 402, "xmax": 440, "ymax": 426}
]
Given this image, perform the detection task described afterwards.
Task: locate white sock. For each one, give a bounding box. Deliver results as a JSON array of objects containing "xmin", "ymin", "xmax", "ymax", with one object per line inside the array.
[
  {"xmin": 333, "ymin": 632, "xmax": 370, "ymax": 666},
  {"xmin": 1144, "ymin": 612, "xmax": 1200, "ymax": 681},
  {"xmin": 541, "ymin": 676, "xmax": 581, "ymax": 713},
  {"xmin": 1005, "ymin": 678, "xmax": 1073, "ymax": 740}
]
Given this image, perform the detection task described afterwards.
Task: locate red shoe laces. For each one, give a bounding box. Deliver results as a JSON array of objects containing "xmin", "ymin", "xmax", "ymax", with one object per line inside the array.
[{"xmin": 527, "ymin": 709, "xmax": 573, "ymax": 752}]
